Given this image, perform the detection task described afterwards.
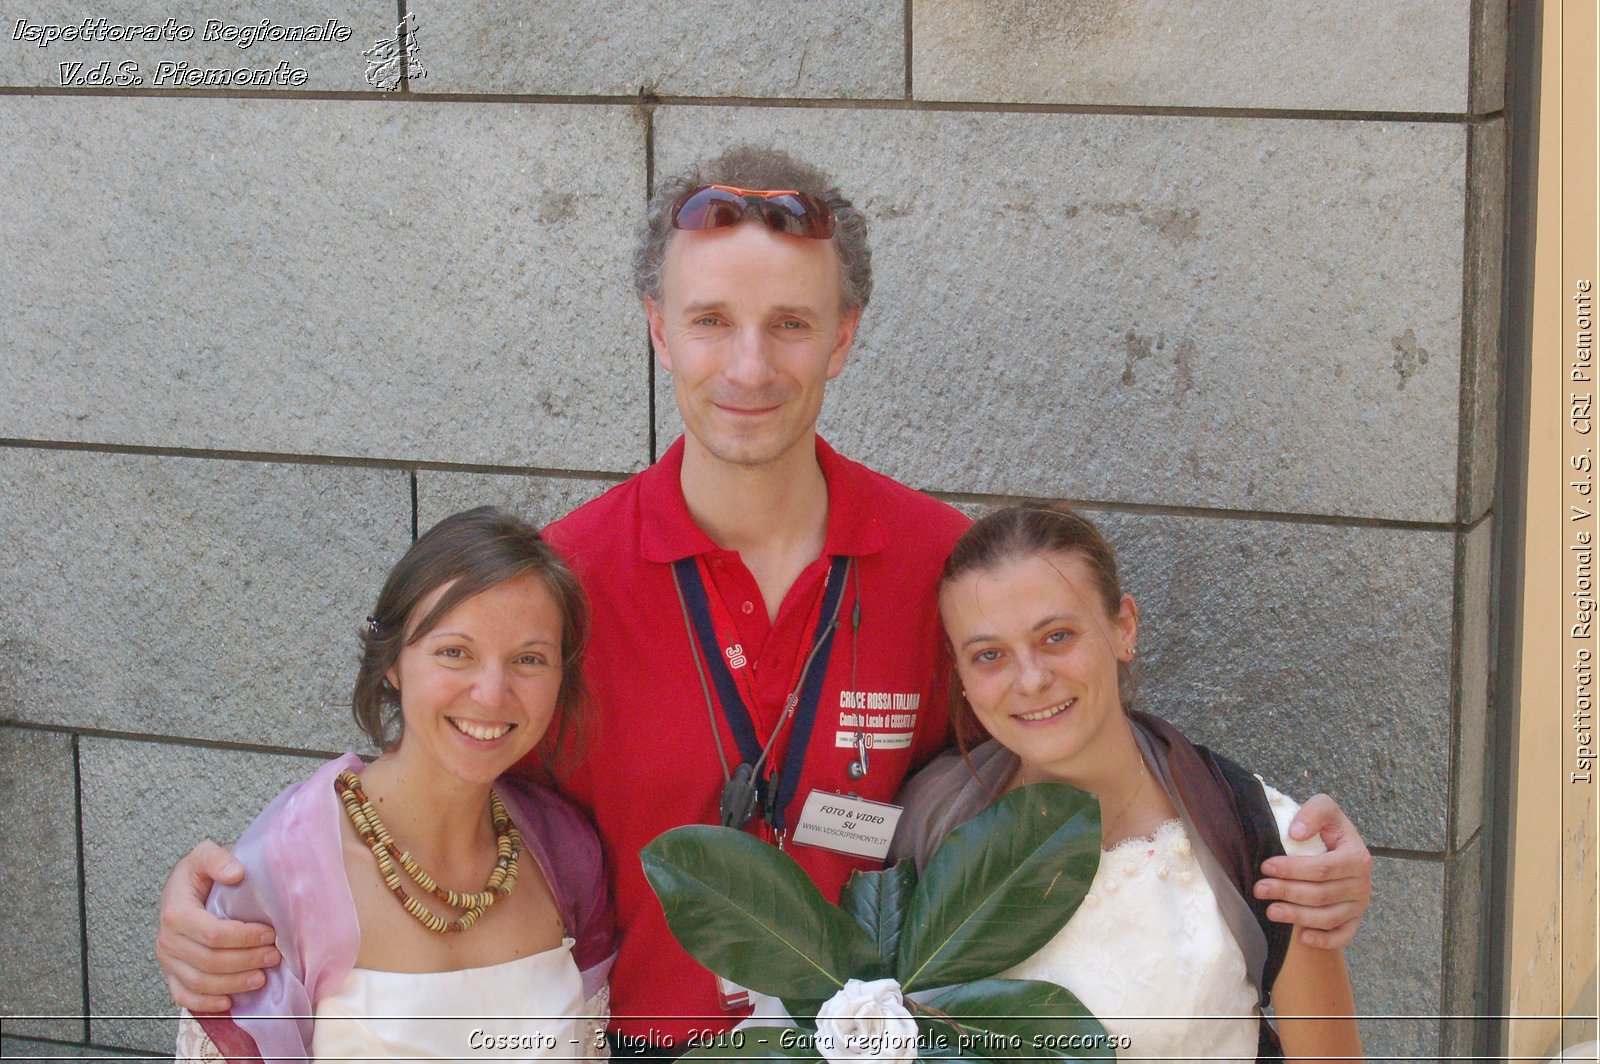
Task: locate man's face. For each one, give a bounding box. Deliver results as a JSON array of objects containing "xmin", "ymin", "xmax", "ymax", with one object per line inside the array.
[{"xmin": 645, "ymin": 220, "xmax": 860, "ymax": 472}]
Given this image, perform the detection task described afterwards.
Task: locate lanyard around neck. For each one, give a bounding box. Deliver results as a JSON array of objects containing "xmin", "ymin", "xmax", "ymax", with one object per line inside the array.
[{"xmin": 671, "ymin": 554, "xmax": 852, "ymax": 834}]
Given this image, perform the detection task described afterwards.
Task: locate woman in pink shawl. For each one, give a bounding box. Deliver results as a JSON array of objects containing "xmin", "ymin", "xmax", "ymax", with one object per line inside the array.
[{"xmin": 175, "ymin": 507, "xmax": 616, "ymax": 1062}]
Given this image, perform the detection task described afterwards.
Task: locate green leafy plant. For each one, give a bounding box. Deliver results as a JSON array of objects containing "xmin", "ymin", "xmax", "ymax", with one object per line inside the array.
[{"xmin": 641, "ymin": 783, "xmax": 1115, "ymax": 1062}]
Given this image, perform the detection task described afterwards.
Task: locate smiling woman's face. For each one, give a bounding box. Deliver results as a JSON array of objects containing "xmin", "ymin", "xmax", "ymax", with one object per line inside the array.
[
  {"xmin": 940, "ymin": 550, "xmax": 1138, "ymax": 788},
  {"xmin": 385, "ymin": 571, "xmax": 565, "ymax": 788}
]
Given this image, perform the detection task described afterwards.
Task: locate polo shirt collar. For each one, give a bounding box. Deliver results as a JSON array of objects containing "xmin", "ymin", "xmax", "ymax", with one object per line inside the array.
[{"xmin": 639, "ymin": 435, "xmax": 890, "ymax": 563}]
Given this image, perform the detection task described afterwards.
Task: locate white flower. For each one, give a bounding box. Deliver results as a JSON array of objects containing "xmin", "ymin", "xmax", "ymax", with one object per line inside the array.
[{"xmin": 813, "ymin": 978, "xmax": 920, "ymax": 1064}]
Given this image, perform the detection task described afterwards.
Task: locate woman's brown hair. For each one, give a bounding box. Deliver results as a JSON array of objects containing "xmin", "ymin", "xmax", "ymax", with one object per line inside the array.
[
  {"xmin": 351, "ymin": 507, "xmax": 589, "ymax": 770},
  {"xmin": 940, "ymin": 503, "xmax": 1135, "ymax": 752}
]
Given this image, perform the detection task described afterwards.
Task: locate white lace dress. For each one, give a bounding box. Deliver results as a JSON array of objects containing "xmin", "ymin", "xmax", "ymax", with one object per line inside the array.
[{"xmin": 1000, "ymin": 785, "xmax": 1319, "ymax": 1064}]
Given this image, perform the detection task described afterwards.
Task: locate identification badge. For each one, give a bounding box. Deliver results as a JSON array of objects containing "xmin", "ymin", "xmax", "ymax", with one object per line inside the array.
[
  {"xmin": 716, "ymin": 973, "xmax": 751, "ymax": 1011},
  {"xmin": 789, "ymin": 790, "xmax": 903, "ymax": 860}
]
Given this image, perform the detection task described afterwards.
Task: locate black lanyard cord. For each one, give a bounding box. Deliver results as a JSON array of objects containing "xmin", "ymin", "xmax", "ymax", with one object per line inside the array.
[
  {"xmin": 671, "ymin": 558, "xmax": 767, "ymax": 767},
  {"xmin": 769, "ymin": 560, "xmax": 851, "ymax": 830},
  {"xmin": 670, "ymin": 561, "xmax": 732, "ymax": 784},
  {"xmin": 670, "ymin": 555, "xmax": 853, "ymax": 833}
]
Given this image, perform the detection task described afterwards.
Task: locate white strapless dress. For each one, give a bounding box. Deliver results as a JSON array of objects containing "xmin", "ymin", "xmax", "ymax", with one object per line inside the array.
[
  {"xmin": 1001, "ymin": 784, "xmax": 1318, "ymax": 1064},
  {"xmin": 310, "ymin": 937, "xmax": 606, "ymax": 1062}
]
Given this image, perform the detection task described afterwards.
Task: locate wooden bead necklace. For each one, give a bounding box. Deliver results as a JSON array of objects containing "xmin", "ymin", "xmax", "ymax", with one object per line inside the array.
[{"xmin": 334, "ymin": 770, "xmax": 523, "ymax": 934}]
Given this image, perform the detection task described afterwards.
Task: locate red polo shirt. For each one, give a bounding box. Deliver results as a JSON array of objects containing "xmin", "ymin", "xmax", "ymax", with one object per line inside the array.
[{"xmin": 537, "ymin": 436, "xmax": 969, "ymax": 1040}]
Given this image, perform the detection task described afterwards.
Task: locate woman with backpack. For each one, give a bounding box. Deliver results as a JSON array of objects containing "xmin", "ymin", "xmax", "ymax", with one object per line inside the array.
[{"xmin": 890, "ymin": 504, "xmax": 1363, "ymax": 1063}]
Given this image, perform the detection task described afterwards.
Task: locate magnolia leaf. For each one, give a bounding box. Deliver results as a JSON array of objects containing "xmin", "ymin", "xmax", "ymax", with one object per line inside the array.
[
  {"xmin": 897, "ymin": 783, "xmax": 1100, "ymax": 991},
  {"xmin": 775, "ymin": 994, "xmax": 827, "ymax": 1032},
  {"xmin": 839, "ymin": 860, "xmax": 917, "ymax": 976},
  {"xmin": 678, "ymin": 1027, "xmax": 822, "ymax": 1061},
  {"xmin": 914, "ymin": 978, "xmax": 1114, "ymax": 1062},
  {"xmin": 641, "ymin": 826, "xmax": 881, "ymax": 999}
]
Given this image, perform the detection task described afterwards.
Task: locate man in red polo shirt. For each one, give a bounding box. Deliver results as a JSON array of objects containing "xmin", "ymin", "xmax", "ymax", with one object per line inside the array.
[
  {"xmin": 540, "ymin": 151, "xmax": 974, "ymax": 1049},
  {"xmin": 157, "ymin": 147, "xmax": 1374, "ymax": 1053}
]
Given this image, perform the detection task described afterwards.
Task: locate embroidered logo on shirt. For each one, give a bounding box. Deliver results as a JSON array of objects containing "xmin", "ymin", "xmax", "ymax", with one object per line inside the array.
[
  {"xmin": 834, "ymin": 692, "xmax": 921, "ymax": 751},
  {"xmin": 724, "ymin": 643, "xmax": 748, "ymax": 669}
]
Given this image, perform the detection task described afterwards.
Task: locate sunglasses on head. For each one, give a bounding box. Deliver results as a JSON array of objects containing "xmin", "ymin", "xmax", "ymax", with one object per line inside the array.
[{"xmin": 670, "ymin": 184, "xmax": 837, "ymax": 239}]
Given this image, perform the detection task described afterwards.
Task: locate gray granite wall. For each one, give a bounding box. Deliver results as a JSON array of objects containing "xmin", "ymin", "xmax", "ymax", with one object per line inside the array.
[{"xmin": 0, "ymin": 3, "xmax": 1506, "ymax": 1061}]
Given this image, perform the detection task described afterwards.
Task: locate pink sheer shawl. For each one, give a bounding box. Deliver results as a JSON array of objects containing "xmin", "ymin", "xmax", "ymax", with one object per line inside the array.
[{"xmin": 192, "ymin": 755, "xmax": 616, "ymax": 1063}]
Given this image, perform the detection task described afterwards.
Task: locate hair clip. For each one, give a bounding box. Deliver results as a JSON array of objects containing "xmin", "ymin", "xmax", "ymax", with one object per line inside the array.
[{"xmin": 365, "ymin": 615, "xmax": 382, "ymax": 636}]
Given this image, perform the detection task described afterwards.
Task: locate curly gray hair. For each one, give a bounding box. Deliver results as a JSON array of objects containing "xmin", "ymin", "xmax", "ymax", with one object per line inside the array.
[{"xmin": 632, "ymin": 145, "xmax": 872, "ymax": 311}]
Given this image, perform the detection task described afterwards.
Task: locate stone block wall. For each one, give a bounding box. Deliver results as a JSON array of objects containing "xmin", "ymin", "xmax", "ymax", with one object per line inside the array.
[{"xmin": 0, "ymin": 3, "xmax": 1507, "ymax": 1060}]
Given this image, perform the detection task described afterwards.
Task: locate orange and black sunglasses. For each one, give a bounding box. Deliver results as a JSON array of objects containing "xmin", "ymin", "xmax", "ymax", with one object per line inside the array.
[{"xmin": 670, "ymin": 184, "xmax": 837, "ymax": 239}]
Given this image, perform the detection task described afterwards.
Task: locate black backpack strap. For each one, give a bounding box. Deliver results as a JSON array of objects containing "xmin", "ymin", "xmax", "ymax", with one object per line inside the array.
[
  {"xmin": 1127, "ymin": 713, "xmax": 1294, "ymax": 1062},
  {"xmin": 1256, "ymin": 1018, "xmax": 1286, "ymax": 1063},
  {"xmin": 1200, "ymin": 745, "xmax": 1292, "ymax": 1062}
]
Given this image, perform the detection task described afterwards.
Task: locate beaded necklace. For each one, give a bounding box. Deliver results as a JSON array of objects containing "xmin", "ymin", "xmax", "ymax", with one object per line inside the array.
[{"xmin": 334, "ymin": 770, "xmax": 523, "ymax": 934}]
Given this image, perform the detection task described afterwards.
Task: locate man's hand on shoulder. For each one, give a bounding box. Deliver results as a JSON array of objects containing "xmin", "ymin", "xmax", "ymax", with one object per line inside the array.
[
  {"xmin": 1253, "ymin": 794, "xmax": 1373, "ymax": 950},
  {"xmin": 156, "ymin": 840, "xmax": 281, "ymax": 1012}
]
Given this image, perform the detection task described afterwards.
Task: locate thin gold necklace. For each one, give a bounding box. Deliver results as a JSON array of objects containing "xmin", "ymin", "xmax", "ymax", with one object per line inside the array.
[{"xmin": 1098, "ymin": 759, "xmax": 1151, "ymax": 840}]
